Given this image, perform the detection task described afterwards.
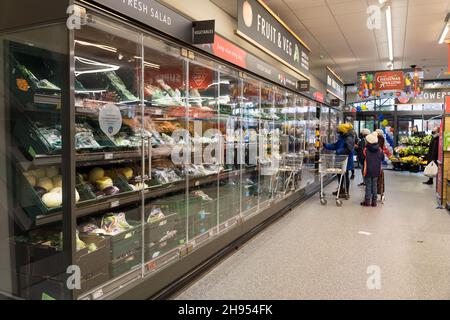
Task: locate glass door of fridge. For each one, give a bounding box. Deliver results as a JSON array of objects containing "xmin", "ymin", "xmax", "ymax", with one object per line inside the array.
[
  {"xmin": 294, "ymin": 95, "xmax": 308, "ymax": 191},
  {"xmin": 329, "ymin": 108, "xmax": 339, "ymax": 142},
  {"xmin": 1, "ymin": 23, "xmax": 73, "ymax": 300},
  {"xmin": 73, "ymin": 12, "xmax": 145, "ymax": 298},
  {"xmin": 216, "ymin": 69, "xmax": 242, "ymax": 226},
  {"xmin": 240, "ymin": 77, "xmax": 260, "ymax": 216},
  {"xmin": 259, "ymin": 82, "xmax": 275, "ymax": 209},
  {"xmin": 183, "ymin": 57, "xmax": 221, "ymax": 248},
  {"xmin": 141, "ymin": 33, "xmax": 189, "ymax": 273},
  {"xmin": 305, "ymin": 103, "xmax": 319, "ymax": 186},
  {"xmin": 320, "ymin": 106, "xmax": 330, "ymax": 145}
]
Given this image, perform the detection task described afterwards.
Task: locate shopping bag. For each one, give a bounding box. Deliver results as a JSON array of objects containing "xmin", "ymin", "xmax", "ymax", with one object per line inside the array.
[
  {"xmin": 424, "ymin": 161, "xmax": 438, "ymax": 177},
  {"xmin": 377, "ymin": 169, "xmax": 385, "ymax": 195}
]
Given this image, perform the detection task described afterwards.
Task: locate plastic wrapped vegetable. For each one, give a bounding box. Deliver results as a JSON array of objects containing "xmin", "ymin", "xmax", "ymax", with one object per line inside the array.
[
  {"xmin": 147, "ymin": 208, "xmax": 165, "ymax": 224},
  {"xmin": 100, "ymin": 212, "xmax": 132, "ymax": 235}
]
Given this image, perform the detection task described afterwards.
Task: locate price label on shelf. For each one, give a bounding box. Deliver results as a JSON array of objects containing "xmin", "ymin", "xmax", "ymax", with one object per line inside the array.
[
  {"xmin": 147, "ymin": 261, "xmax": 157, "ymax": 271},
  {"xmin": 92, "ymin": 289, "xmax": 103, "ymax": 300},
  {"xmin": 104, "ymin": 153, "xmax": 113, "ymax": 160},
  {"xmin": 110, "ymin": 200, "xmax": 120, "ymax": 208}
]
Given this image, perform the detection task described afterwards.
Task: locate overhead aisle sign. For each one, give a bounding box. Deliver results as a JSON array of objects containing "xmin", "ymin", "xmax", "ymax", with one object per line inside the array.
[
  {"xmin": 200, "ymin": 34, "xmax": 300, "ymax": 92},
  {"xmin": 326, "ymin": 67, "xmax": 344, "ymax": 102},
  {"xmin": 237, "ymin": 0, "xmax": 311, "ymax": 79}
]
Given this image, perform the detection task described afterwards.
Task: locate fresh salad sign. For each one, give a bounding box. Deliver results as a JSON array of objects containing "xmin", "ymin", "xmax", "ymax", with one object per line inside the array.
[
  {"xmin": 237, "ymin": 0, "xmax": 310, "ymax": 78},
  {"xmin": 92, "ymin": 0, "xmax": 192, "ymax": 43}
]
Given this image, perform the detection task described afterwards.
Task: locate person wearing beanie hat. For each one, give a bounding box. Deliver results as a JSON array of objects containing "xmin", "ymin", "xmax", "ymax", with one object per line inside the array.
[
  {"xmin": 356, "ymin": 128, "xmax": 371, "ymax": 186},
  {"xmin": 361, "ymin": 133, "xmax": 384, "ymax": 207},
  {"xmin": 376, "ymin": 129, "xmax": 385, "ymax": 150},
  {"xmin": 323, "ymin": 122, "xmax": 355, "ymax": 198}
]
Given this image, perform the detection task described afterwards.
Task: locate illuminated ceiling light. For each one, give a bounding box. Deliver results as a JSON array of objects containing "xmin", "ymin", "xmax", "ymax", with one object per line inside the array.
[
  {"xmin": 75, "ymin": 40, "xmax": 117, "ymax": 53},
  {"xmin": 74, "ymin": 56, "xmax": 120, "ymax": 76},
  {"xmin": 438, "ymin": 14, "xmax": 450, "ymax": 44},
  {"xmin": 439, "ymin": 25, "xmax": 449, "ymax": 44},
  {"xmin": 133, "ymin": 56, "xmax": 160, "ymax": 69},
  {"xmin": 386, "ymin": 5, "xmax": 394, "ymax": 62}
]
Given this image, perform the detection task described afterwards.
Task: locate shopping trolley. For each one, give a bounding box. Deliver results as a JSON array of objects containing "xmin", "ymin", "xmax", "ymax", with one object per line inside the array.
[
  {"xmin": 274, "ymin": 153, "xmax": 304, "ymax": 193},
  {"xmin": 318, "ymin": 153, "xmax": 349, "ymax": 207}
]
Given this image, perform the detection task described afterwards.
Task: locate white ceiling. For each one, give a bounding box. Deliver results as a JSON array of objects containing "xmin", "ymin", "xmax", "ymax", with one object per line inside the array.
[{"xmin": 211, "ymin": 0, "xmax": 450, "ymax": 84}]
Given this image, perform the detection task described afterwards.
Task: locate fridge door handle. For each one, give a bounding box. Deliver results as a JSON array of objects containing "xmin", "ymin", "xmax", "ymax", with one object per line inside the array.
[{"xmin": 148, "ymin": 135, "xmax": 152, "ymax": 181}]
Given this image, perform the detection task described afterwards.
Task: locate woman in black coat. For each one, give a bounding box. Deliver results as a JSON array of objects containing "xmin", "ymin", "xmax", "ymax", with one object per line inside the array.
[{"xmin": 423, "ymin": 128, "xmax": 440, "ymax": 185}]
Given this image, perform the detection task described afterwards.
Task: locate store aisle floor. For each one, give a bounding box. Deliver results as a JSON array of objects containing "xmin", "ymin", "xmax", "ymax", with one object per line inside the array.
[{"xmin": 174, "ymin": 171, "xmax": 450, "ymax": 300}]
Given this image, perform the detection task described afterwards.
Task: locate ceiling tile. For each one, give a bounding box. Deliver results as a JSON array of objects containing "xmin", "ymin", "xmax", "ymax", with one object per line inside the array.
[{"xmin": 328, "ymin": 0, "xmax": 367, "ymax": 16}]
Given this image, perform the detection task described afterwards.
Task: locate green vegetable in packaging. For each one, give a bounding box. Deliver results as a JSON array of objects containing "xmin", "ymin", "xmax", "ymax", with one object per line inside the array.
[{"xmin": 87, "ymin": 243, "xmax": 97, "ymax": 253}]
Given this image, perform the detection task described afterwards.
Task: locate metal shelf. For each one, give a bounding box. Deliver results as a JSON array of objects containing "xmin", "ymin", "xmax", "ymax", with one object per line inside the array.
[
  {"xmin": 12, "ymin": 146, "xmax": 146, "ymax": 170},
  {"xmin": 33, "ymin": 169, "xmax": 245, "ymax": 227},
  {"xmin": 77, "ymin": 215, "xmax": 240, "ymax": 300}
]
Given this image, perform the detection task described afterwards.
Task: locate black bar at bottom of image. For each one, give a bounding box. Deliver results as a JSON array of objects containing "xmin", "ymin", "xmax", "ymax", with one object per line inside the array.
[{"xmin": 0, "ymin": 299, "xmax": 443, "ymax": 318}]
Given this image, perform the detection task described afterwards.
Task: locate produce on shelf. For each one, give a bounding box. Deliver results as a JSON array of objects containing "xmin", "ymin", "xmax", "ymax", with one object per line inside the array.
[
  {"xmin": 88, "ymin": 167, "xmax": 105, "ymax": 183},
  {"xmin": 75, "ymin": 123, "xmax": 102, "ymax": 149},
  {"xmin": 134, "ymin": 182, "xmax": 149, "ymax": 190},
  {"xmin": 96, "ymin": 177, "xmax": 114, "ymax": 191},
  {"xmin": 399, "ymin": 135, "xmax": 431, "ymax": 147},
  {"xmin": 153, "ymin": 168, "xmax": 182, "ymax": 184},
  {"xmin": 103, "ymin": 186, "xmax": 120, "ymax": 196},
  {"xmin": 147, "ymin": 208, "xmax": 166, "ymax": 224},
  {"xmin": 79, "ymin": 212, "xmax": 133, "ymax": 236},
  {"xmin": 41, "ymin": 192, "xmax": 62, "ymax": 208},
  {"xmin": 45, "ymin": 166, "xmax": 59, "ymax": 179},
  {"xmin": 31, "ymin": 168, "xmax": 46, "ymax": 179},
  {"xmin": 53, "ymin": 175, "xmax": 62, "ymax": 188},
  {"xmin": 37, "ymin": 177, "xmax": 53, "ymax": 191},
  {"xmin": 33, "ymin": 186, "xmax": 48, "ymax": 197},
  {"xmin": 120, "ymin": 167, "xmax": 133, "ymax": 180},
  {"xmin": 24, "ymin": 173, "xmax": 37, "ymax": 187},
  {"xmin": 191, "ymin": 190, "xmax": 213, "ymax": 201},
  {"xmin": 394, "ymin": 134, "xmax": 431, "ymax": 170},
  {"xmin": 399, "ymin": 156, "xmax": 421, "ymax": 165},
  {"xmin": 159, "ymin": 230, "xmax": 178, "ymax": 242},
  {"xmin": 80, "ymin": 213, "xmax": 134, "ymax": 237}
]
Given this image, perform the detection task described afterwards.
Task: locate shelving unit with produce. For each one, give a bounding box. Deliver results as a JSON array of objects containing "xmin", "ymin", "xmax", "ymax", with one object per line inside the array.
[
  {"xmin": 391, "ymin": 135, "xmax": 431, "ymax": 172},
  {"xmin": 0, "ymin": 1, "xmax": 340, "ymax": 300}
]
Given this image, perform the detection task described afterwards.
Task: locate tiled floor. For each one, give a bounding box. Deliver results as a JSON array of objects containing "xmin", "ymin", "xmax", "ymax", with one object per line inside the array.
[{"xmin": 174, "ymin": 171, "xmax": 450, "ymax": 300}]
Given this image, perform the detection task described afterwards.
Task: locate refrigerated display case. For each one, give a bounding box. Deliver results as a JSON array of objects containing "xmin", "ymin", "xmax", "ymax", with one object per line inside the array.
[
  {"xmin": 320, "ymin": 106, "xmax": 330, "ymax": 145},
  {"xmin": 329, "ymin": 108, "xmax": 340, "ymax": 142},
  {"xmin": 0, "ymin": 2, "xmax": 330, "ymax": 300}
]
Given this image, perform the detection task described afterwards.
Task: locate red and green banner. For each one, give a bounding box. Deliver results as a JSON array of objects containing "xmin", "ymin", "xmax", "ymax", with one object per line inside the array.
[{"xmin": 356, "ymin": 68, "xmax": 424, "ymax": 100}]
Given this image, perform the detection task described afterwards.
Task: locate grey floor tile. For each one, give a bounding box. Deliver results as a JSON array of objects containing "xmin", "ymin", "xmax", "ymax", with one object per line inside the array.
[{"xmin": 174, "ymin": 171, "xmax": 448, "ymax": 300}]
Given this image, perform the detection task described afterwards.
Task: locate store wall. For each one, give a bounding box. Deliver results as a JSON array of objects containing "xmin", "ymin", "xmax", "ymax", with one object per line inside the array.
[
  {"xmin": 0, "ymin": 0, "xmax": 69, "ymax": 31},
  {"xmin": 0, "ymin": 23, "xmax": 68, "ymax": 297}
]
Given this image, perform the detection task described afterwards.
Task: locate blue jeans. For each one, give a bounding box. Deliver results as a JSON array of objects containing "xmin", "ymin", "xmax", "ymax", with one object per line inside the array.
[{"xmin": 364, "ymin": 177, "xmax": 378, "ymax": 202}]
